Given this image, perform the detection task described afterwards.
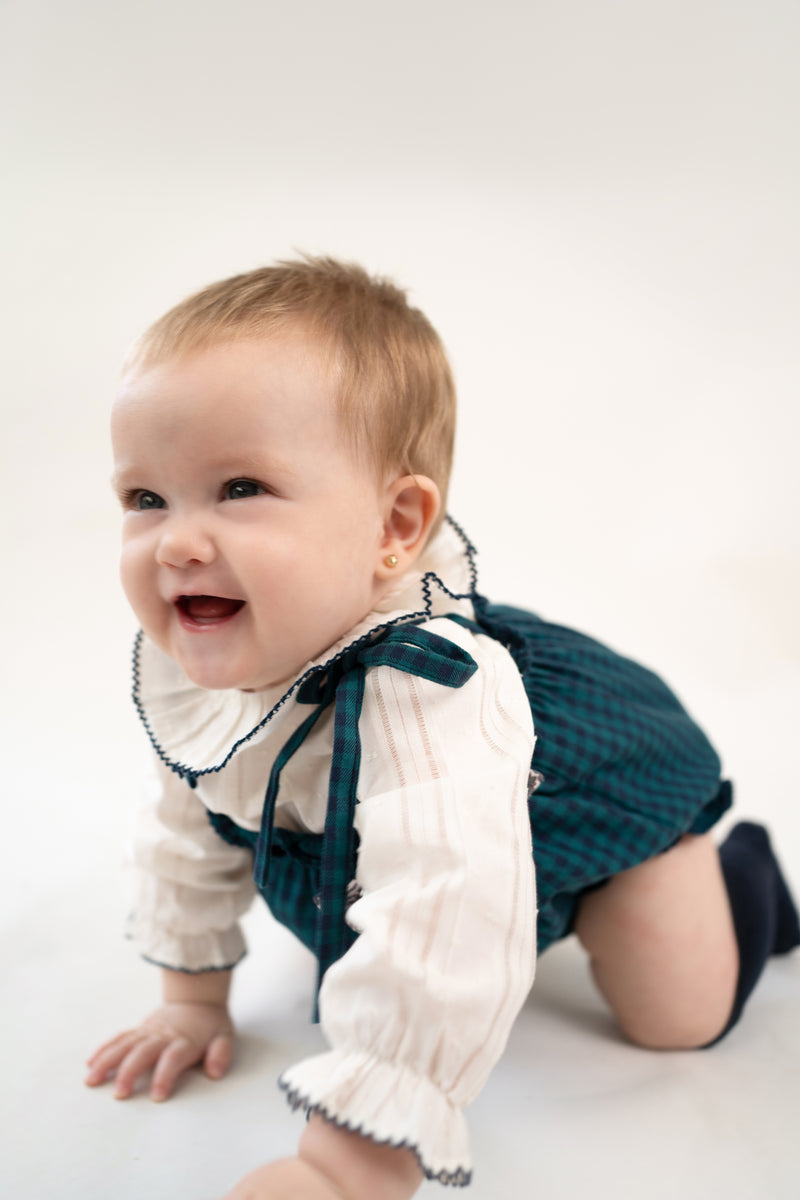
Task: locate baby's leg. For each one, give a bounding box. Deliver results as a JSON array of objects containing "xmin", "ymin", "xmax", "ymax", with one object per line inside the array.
[
  {"xmin": 575, "ymin": 825, "xmax": 800, "ymax": 1049},
  {"xmin": 574, "ymin": 833, "xmax": 739, "ymax": 1049}
]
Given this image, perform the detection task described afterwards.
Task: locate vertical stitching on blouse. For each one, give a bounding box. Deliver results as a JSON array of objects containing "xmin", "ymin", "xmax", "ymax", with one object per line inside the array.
[
  {"xmin": 407, "ymin": 675, "xmax": 442, "ymax": 782},
  {"xmin": 372, "ymin": 671, "xmax": 407, "ymax": 788},
  {"xmin": 477, "ymin": 656, "xmax": 504, "ymax": 758}
]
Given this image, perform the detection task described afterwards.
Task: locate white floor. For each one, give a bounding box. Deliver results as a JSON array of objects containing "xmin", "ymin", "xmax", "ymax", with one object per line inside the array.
[{"xmin": 3, "ymin": 837, "xmax": 798, "ymax": 1199}]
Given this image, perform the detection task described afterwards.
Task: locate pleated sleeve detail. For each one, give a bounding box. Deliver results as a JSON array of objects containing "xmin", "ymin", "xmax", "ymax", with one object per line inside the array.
[
  {"xmin": 279, "ymin": 622, "xmax": 537, "ymax": 1185},
  {"xmin": 126, "ymin": 759, "xmax": 256, "ymax": 972}
]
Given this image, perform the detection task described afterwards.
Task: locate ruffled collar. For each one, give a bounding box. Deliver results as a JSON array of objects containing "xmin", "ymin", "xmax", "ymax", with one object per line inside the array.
[{"xmin": 132, "ymin": 517, "xmax": 479, "ymax": 781}]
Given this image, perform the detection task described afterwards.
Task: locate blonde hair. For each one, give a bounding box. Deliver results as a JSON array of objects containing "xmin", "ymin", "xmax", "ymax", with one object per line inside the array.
[{"xmin": 128, "ymin": 256, "xmax": 456, "ymax": 512}]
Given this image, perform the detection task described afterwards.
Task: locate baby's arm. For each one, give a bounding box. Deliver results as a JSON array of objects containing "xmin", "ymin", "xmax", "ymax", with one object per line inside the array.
[
  {"xmin": 222, "ymin": 1116, "xmax": 422, "ymax": 1200},
  {"xmin": 85, "ymin": 968, "xmax": 234, "ymax": 1100},
  {"xmin": 87, "ymin": 753, "xmax": 254, "ymax": 1099},
  {"xmin": 272, "ymin": 628, "xmax": 536, "ymax": 1186}
]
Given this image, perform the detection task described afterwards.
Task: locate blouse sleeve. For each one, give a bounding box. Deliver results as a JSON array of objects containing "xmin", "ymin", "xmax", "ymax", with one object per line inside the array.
[
  {"xmin": 126, "ymin": 756, "xmax": 257, "ymax": 972},
  {"xmin": 279, "ymin": 619, "xmax": 537, "ymax": 1186}
]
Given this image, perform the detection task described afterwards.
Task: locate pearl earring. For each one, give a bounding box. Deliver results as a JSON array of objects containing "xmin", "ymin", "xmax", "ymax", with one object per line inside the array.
[{"xmin": 384, "ymin": 554, "xmax": 399, "ymax": 568}]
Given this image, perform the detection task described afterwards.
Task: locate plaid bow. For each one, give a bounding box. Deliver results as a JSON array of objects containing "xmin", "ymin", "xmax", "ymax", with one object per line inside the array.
[{"xmin": 250, "ymin": 621, "xmax": 478, "ymax": 1000}]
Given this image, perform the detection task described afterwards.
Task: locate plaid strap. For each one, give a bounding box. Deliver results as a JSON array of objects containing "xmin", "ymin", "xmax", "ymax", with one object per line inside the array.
[
  {"xmin": 316, "ymin": 663, "xmax": 366, "ymax": 995},
  {"xmin": 252, "ymin": 702, "xmax": 329, "ymax": 889},
  {"xmin": 316, "ymin": 626, "xmax": 477, "ymax": 991},
  {"xmin": 248, "ymin": 622, "xmax": 478, "ymax": 995}
]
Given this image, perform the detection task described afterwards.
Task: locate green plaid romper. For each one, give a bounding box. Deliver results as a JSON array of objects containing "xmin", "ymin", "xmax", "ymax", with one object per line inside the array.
[{"xmin": 207, "ymin": 600, "xmax": 731, "ymax": 1009}]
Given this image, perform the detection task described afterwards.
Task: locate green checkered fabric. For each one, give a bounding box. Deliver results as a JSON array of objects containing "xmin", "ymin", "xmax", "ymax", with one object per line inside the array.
[
  {"xmin": 209, "ymin": 602, "xmax": 731, "ymax": 1015},
  {"xmin": 472, "ymin": 602, "xmax": 731, "ymax": 949}
]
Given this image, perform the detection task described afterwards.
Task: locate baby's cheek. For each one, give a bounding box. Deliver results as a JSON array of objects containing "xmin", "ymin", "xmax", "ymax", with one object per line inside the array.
[{"xmin": 119, "ymin": 545, "xmax": 155, "ymax": 622}]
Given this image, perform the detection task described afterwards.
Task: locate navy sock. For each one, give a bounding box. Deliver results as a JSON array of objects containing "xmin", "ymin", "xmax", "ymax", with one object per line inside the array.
[{"xmin": 705, "ymin": 821, "xmax": 800, "ymax": 1046}]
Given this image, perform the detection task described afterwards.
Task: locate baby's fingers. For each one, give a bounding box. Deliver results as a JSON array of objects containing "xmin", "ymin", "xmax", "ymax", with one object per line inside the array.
[
  {"xmin": 112, "ymin": 1036, "xmax": 168, "ymax": 1100},
  {"xmin": 85, "ymin": 1031, "xmax": 142, "ymax": 1085},
  {"xmin": 149, "ymin": 1036, "xmax": 205, "ymax": 1102},
  {"xmin": 204, "ymin": 1033, "xmax": 234, "ymax": 1081}
]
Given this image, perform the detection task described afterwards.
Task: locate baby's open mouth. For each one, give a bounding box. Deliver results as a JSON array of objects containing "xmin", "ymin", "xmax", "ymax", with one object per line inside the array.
[{"xmin": 176, "ymin": 595, "xmax": 245, "ymax": 623}]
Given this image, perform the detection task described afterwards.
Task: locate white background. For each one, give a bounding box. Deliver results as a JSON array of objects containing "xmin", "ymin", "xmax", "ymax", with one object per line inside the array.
[{"xmin": 1, "ymin": 2, "xmax": 798, "ymax": 1197}]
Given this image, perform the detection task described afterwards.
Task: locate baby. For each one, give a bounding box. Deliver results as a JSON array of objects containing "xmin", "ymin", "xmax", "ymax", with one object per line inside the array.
[{"xmin": 86, "ymin": 257, "xmax": 799, "ymax": 1199}]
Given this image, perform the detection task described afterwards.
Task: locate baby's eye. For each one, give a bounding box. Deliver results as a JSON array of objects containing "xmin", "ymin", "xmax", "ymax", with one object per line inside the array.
[
  {"xmin": 225, "ymin": 479, "xmax": 266, "ymax": 500},
  {"xmin": 133, "ymin": 490, "xmax": 165, "ymax": 510}
]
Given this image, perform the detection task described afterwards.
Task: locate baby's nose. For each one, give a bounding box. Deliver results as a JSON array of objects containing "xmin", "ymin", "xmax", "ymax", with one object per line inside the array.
[{"xmin": 155, "ymin": 516, "xmax": 215, "ymax": 568}]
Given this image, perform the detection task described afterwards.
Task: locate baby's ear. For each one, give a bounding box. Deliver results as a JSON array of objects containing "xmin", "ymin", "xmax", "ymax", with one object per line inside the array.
[{"xmin": 376, "ymin": 475, "xmax": 440, "ymax": 579}]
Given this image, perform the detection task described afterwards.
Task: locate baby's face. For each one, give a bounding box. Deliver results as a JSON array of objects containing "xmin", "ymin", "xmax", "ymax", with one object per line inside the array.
[{"xmin": 111, "ymin": 331, "xmax": 393, "ymax": 692}]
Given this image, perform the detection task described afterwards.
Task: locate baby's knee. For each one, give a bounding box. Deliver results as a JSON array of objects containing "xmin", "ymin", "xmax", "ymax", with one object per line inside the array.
[
  {"xmin": 615, "ymin": 1001, "xmax": 731, "ymax": 1051},
  {"xmin": 577, "ymin": 835, "xmax": 739, "ymax": 1049}
]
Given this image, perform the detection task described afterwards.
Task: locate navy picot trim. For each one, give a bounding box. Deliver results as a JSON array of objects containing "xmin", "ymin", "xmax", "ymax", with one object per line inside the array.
[
  {"xmin": 130, "ymin": 944, "xmax": 246, "ymax": 975},
  {"xmin": 138, "ymin": 953, "xmax": 245, "ymax": 973},
  {"xmin": 125, "ymin": 917, "xmax": 246, "ymax": 973},
  {"xmin": 279, "ymin": 1076, "xmax": 472, "ymax": 1188},
  {"xmin": 131, "ymin": 515, "xmax": 480, "ymax": 785}
]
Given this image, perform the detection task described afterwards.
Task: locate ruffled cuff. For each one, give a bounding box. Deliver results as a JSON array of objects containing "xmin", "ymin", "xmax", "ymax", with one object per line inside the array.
[
  {"xmin": 278, "ymin": 1049, "xmax": 472, "ymax": 1187},
  {"xmin": 125, "ymin": 911, "xmax": 247, "ymax": 973}
]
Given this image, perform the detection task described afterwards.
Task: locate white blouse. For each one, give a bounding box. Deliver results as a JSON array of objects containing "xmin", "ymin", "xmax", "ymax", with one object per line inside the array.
[{"xmin": 126, "ymin": 521, "xmax": 537, "ymax": 1186}]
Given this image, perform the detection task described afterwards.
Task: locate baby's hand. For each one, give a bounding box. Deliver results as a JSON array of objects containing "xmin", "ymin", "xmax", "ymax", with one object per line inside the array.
[{"xmin": 85, "ymin": 1000, "xmax": 234, "ymax": 1101}]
